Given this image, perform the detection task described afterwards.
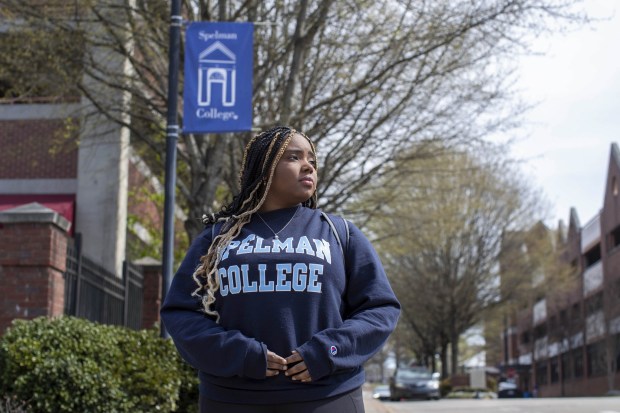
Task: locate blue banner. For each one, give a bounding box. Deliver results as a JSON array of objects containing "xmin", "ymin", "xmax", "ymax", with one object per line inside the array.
[{"xmin": 183, "ymin": 22, "xmax": 253, "ymax": 133}]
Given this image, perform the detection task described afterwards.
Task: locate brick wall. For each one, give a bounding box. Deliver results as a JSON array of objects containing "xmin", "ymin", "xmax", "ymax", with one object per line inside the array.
[
  {"xmin": 0, "ymin": 204, "xmax": 163, "ymax": 335},
  {"xmin": 0, "ymin": 119, "xmax": 78, "ymax": 179},
  {"xmin": 542, "ymin": 373, "xmax": 619, "ymax": 397},
  {"xmin": 136, "ymin": 257, "xmax": 162, "ymax": 330},
  {"xmin": 0, "ymin": 217, "xmax": 69, "ymax": 334}
]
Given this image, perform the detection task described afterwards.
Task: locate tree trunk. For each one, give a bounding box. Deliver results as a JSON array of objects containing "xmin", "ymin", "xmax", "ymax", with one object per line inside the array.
[
  {"xmin": 451, "ymin": 333, "xmax": 459, "ymax": 375},
  {"xmin": 440, "ymin": 343, "xmax": 449, "ymax": 378},
  {"xmin": 279, "ymin": 0, "xmax": 308, "ymax": 125}
]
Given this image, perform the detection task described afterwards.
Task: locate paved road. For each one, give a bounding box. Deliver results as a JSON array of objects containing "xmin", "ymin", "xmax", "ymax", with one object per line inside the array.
[{"xmin": 362, "ymin": 392, "xmax": 620, "ymax": 413}]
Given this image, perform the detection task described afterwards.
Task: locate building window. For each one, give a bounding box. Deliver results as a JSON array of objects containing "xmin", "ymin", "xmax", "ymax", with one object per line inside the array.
[
  {"xmin": 584, "ymin": 244, "xmax": 601, "ymax": 268},
  {"xmin": 549, "ymin": 316, "xmax": 559, "ymax": 340},
  {"xmin": 574, "ymin": 348, "xmax": 584, "ymax": 378},
  {"xmin": 586, "ymin": 340, "xmax": 607, "ymax": 377},
  {"xmin": 561, "ymin": 351, "xmax": 572, "ymax": 381},
  {"xmin": 521, "ymin": 331, "xmax": 530, "ymax": 345},
  {"xmin": 571, "ymin": 303, "xmax": 582, "ymax": 323},
  {"xmin": 613, "ymin": 176, "xmax": 619, "ymax": 196},
  {"xmin": 550, "ymin": 357, "xmax": 559, "ymax": 383},
  {"xmin": 536, "ymin": 362, "xmax": 548, "ymax": 385},
  {"xmin": 609, "ymin": 225, "xmax": 620, "ymax": 251},
  {"xmin": 585, "ymin": 292, "xmax": 603, "ymax": 317},
  {"xmin": 534, "ymin": 324, "xmax": 547, "ymax": 340}
]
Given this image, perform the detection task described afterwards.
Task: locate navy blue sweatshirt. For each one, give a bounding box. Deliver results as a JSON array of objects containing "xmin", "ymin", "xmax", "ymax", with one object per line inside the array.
[{"xmin": 161, "ymin": 206, "xmax": 400, "ymax": 404}]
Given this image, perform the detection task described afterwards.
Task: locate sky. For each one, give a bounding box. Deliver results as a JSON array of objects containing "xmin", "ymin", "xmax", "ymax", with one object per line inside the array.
[{"xmin": 506, "ymin": 0, "xmax": 620, "ymax": 228}]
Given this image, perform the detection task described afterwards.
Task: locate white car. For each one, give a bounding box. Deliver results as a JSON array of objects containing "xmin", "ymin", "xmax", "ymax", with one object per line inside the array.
[{"xmin": 372, "ymin": 385, "xmax": 391, "ymax": 400}]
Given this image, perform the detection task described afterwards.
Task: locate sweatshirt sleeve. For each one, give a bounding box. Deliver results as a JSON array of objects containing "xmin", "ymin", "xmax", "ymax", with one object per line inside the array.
[
  {"xmin": 160, "ymin": 228, "xmax": 267, "ymax": 379},
  {"xmin": 295, "ymin": 221, "xmax": 400, "ymax": 381}
]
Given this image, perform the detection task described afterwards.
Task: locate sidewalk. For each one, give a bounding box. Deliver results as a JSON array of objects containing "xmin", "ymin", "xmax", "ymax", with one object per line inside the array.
[{"xmin": 362, "ymin": 385, "xmax": 392, "ymax": 413}]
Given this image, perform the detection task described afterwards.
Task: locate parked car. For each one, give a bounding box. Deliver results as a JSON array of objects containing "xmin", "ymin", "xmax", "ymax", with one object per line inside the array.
[
  {"xmin": 372, "ymin": 385, "xmax": 391, "ymax": 400},
  {"xmin": 497, "ymin": 381, "xmax": 523, "ymax": 398},
  {"xmin": 389, "ymin": 367, "xmax": 440, "ymax": 401}
]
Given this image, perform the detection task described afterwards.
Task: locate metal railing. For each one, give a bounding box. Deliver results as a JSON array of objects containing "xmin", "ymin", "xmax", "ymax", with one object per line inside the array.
[{"xmin": 64, "ymin": 234, "xmax": 144, "ymax": 330}]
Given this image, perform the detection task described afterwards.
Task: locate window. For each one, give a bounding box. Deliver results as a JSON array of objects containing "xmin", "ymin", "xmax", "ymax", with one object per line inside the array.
[
  {"xmin": 585, "ymin": 292, "xmax": 603, "ymax": 316},
  {"xmin": 613, "ymin": 176, "xmax": 619, "ymax": 196},
  {"xmin": 609, "ymin": 225, "xmax": 620, "ymax": 251},
  {"xmin": 534, "ymin": 324, "xmax": 547, "ymax": 340},
  {"xmin": 521, "ymin": 331, "xmax": 530, "ymax": 345},
  {"xmin": 574, "ymin": 348, "xmax": 584, "ymax": 378},
  {"xmin": 587, "ymin": 341, "xmax": 607, "ymax": 377},
  {"xmin": 549, "ymin": 316, "xmax": 559, "ymax": 340},
  {"xmin": 536, "ymin": 362, "xmax": 548, "ymax": 385},
  {"xmin": 550, "ymin": 357, "xmax": 559, "ymax": 383},
  {"xmin": 584, "ymin": 244, "xmax": 601, "ymax": 267},
  {"xmin": 571, "ymin": 303, "xmax": 582, "ymax": 323},
  {"xmin": 561, "ymin": 352, "xmax": 572, "ymax": 381}
]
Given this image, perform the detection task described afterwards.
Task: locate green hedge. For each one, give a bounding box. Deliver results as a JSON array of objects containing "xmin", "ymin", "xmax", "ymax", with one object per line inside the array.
[{"xmin": 0, "ymin": 317, "xmax": 198, "ymax": 413}]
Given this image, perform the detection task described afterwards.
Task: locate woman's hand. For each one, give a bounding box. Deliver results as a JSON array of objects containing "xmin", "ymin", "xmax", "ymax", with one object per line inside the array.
[
  {"xmin": 285, "ymin": 351, "xmax": 312, "ymax": 382},
  {"xmin": 266, "ymin": 350, "xmax": 288, "ymax": 377}
]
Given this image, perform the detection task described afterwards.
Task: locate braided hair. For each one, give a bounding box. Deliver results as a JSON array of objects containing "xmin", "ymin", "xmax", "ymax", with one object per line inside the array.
[{"xmin": 192, "ymin": 126, "xmax": 318, "ymax": 321}]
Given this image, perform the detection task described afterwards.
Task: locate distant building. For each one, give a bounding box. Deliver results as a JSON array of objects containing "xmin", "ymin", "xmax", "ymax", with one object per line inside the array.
[{"xmin": 500, "ymin": 143, "xmax": 620, "ymax": 396}]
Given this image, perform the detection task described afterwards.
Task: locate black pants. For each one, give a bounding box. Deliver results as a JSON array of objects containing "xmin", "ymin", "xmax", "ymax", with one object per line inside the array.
[{"xmin": 200, "ymin": 387, "xmax": 365, "ymax": 413}]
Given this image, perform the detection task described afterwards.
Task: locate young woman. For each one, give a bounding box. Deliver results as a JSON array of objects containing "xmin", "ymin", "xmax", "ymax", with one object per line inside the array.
[{"xmin": 161, "ymin": 126, "xmax": 400, "ymax": 413}]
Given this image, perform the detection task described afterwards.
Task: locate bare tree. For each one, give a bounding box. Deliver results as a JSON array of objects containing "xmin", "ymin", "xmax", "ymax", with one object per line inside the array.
[
  {"xmin": 0, "ymin": 0, "xmax": 587, "ymax": 243},
  {"xmin": 363, "ymin": 141, "xmax": 548, "ymax": 375}
]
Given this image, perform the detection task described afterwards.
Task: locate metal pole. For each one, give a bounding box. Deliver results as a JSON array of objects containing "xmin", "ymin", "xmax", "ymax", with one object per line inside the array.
[{"xmin": 161, "ymin": 0, "xmax": 182, "ymax": 338}]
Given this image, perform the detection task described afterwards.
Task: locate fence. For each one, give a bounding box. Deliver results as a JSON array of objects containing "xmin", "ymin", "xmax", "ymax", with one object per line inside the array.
[{"xmin": 64, "ymin": 234, "xmax": 144, "ymax": 330}]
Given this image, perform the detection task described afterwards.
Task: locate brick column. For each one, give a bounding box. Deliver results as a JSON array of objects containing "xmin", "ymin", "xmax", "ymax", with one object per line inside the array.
[
  {"xmin": 135, "ymin": 257, "xmax": 162, "ymax": 330},
  {"xmin": 0, "ymin": 203, "xmax": 70, "ymax": 334}
]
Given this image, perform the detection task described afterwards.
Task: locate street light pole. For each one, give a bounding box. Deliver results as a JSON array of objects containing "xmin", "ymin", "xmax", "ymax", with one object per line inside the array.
[{"xmin": 161, "ymin": 0, "xmax": 182, "ymax": 338}]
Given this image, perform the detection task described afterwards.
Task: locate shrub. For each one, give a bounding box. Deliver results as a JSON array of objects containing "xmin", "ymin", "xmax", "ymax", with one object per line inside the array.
[
  {"xmin": 439, "ymin": 378, "xmax": 452, "ymax": 397},
  {"xmin": 486, "ymin": 376, "xmax": 497, "ymax": 392},
  {"xmin": 0, "ymin": 316, "xmax": 198, "ymax": 413},
  {"xmin": 0, "ymin": 396, "xmax": 29, "ymax": 413}
]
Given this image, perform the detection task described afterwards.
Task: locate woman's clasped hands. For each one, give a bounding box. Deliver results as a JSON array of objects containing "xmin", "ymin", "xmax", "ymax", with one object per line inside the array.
[{"xmin": 266, "ymin": 350, "xmax": 312, "ymax": 382}]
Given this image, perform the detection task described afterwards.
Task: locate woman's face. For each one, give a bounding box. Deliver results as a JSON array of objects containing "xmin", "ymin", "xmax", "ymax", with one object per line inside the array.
[{"xmin": 261, "ymin": 133, "xmax": 317, "ymax": 211}]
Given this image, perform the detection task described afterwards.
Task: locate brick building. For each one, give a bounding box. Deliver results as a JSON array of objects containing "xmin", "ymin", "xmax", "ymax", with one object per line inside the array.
[
  {"xmin": 0, "ymin": 3, "xmax": 166, "ymax": 333},
  {"xmin": 501, "ymin": 143, "xmax": 620, "ymax": 396}
]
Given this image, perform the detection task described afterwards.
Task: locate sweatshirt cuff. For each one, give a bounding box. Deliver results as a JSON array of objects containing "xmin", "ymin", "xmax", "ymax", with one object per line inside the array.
[
  {"xmin": 243, "ymin": 340, "xmax": 268, "ymax": 379},
  {"xmin": 297, "ymin": 339, "xmax": 334, "ymax": 381}
]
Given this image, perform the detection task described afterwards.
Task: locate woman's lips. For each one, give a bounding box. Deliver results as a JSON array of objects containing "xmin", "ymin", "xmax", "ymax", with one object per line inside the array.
[{"xmin": 300, "ymin": 176, "xmax": 314, "ymax": 187}]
